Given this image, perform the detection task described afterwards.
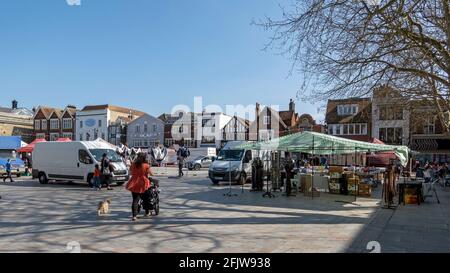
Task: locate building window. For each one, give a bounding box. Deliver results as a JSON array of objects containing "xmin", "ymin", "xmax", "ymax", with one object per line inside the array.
[
  {"xmin": 80, "ymin": 134, "xmax": 83, "ymax": 141},
  {"xmin": 94, "ymin": 131, "xmax": 98, "ymax": 140},
  {"xmin": 153, "ymin": 124, "xmax": 157, "ymax": 132},
  {"xmin": 379, "ymin": 106, "xmax": 403, "ymax": 121},
  {"xmin": 336, "ymin": 125, "xmax": 341, "ymax": 135},
  {"xmin": 328, "ymin": 123, "xmax": 367, "ymax": 136},
  {"xmin": 80, "ymin": 120, "xmax": 83, "ymax": 128},
  {"xmin": 42, "ymin": 120, "xmax": 47, "ymax": 130},
  {"xmin": 337, "ymin": 105, "xmax": 358, "ymax": 116},
  {"xmin": 34, "ymin": 120, "xmax": 41, "ymax": 130},
  {"xmin": 50, "ymin": 133, "xmax": 59, "ymax": 141},
  {"xmin": 144, "ymin": 123, "xmax": 148, "ymax": 133},
  {"xmin": 62, "ymin": 133, "xmax": 73, "ymax": 139},
  {"xmin": 423, "ymin": 117, "xmax": 436, "ymax": 134},
  {"xmin": 136, "ymin": 125, "xmax": 140, "ymax": 133},
  {"xmin": 36, "ymin": 133, "xmax": 45, "ymax": 139},
  {"xmin": 101, "ymin": 133, "xmax": 105, "ymax": 140},
  {"xmin": 379, "ymin": 127, "xmax": 403, "ymax": 145},
  {"xmin": 98, "ymin": 120, "xmax": 102, "ymax": 127},
  {"xmin": 50, "ymin": 119, "xmax": 59, "ymax": 130},
  {"xmin": 62, "ymin": 118, "xmax": 72, "ymax": 129},
  {"xmin": 263, "ymin": 116, "xmax": 271, "ymax": 125}
]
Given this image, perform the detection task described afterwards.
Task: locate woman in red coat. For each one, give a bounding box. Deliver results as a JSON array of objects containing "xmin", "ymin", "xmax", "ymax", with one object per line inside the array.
[{"xmin": 126, "ymin": 153, "xmax": 154, "ymax": 221}]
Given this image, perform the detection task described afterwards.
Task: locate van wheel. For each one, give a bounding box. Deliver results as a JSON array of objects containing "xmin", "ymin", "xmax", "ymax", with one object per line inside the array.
[
  {"xmin": 194, "ymin": 164, "xmax": 201, "ymax": 171},
  {"xmin": 38, "ymin": 172, "xmax": 48, "ymax": 184},
  {"xmin": 87, "ymin": 174, "xmax": 94, "ymax": 187}
]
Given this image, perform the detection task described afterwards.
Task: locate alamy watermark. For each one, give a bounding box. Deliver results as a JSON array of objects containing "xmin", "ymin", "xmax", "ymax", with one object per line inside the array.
[{"xmin": 66, "ymin": 0, "xmax": 81, "ymax": 6}]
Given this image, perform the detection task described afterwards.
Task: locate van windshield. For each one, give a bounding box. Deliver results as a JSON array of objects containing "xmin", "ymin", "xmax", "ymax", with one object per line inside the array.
[
  {"xmin": 0, "ymin": 150, "xmax": 18, "ymax": 159},
  {"xmin": 217, "ymin": 149, "xmax": 244, "ymax": 161},
  {"xmin": 89, "ymin": 149, "xmax": 122, "ymax": 163}
]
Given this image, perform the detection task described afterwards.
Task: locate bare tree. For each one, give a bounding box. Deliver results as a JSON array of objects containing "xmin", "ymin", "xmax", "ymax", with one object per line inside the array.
[{"xmin": 259, "ymin": 0, "xmax": 450, "ymax": 132}]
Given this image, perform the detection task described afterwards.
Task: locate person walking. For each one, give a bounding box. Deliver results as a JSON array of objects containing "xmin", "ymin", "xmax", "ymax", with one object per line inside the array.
[
  {"xmin": 101, "ymin": 153, "xmax": 114, "ymax": 191},
  {"xmin": 177, "ymin": 144, "xmax": 189, "ymax": 177},
  {"xmin": 126, "ymin": 153, "xmax": 153, "ymax": 221},
  {"xmin": 3, "ymin": 159, "xmax": 14, "ymax": 183}
]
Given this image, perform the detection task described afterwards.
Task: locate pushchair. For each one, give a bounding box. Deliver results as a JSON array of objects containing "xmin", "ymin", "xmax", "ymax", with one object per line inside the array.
[{"xmin": 138, "ymin": 178, "xmax": 160, "ymax": 216}]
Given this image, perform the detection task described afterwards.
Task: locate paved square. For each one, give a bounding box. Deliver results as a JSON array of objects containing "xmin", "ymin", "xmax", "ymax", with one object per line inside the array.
[{"xmin": 1, "ymin": 172, "xmax": 449, "ymax": 253}]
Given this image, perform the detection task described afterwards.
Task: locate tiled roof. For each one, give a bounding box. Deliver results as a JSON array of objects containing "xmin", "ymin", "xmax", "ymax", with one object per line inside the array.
[
  {"xmin": 81, "ymin": 104, "xmax": 145, "ymax": 117},
  {"xmin": 325, "ymin": 98, "xmax": 372, "ymax": 124}
]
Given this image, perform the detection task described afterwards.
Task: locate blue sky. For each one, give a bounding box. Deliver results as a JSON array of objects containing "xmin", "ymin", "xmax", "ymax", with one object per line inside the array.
[{"xmin": 0, "ymin": 0, "xmax": 324, "ymax": 122}]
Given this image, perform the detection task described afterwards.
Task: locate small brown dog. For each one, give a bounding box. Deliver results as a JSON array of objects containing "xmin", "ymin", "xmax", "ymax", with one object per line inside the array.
[{"xmin": 97, "ymin": 199, "xmax": 111, "ymax": 216}]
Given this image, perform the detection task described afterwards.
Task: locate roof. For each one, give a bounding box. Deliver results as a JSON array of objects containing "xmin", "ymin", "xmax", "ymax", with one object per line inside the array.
[
  {"xmin": 235, "ymin": 116, "xmax": 250, "ymax": 127},
  {"xmin": 325, "ymin": 97, "xmax": 372, "ymax": 124},
  {"xmin": 0, "ymin": 136, "xmax": 22, "ymax": 150},
  {"xmin": 127, "ymin": 113, "xmax": 164, "ymax": 126},
  {"xmin": 279, "ymin": 110, "xmax": 297, "ymax": 127},
  {"xmin": 81, "ymin": 104, "xmax": 145, "ymax": 116},
  {"xmin": 34, "ymin": 106, "xmax": 64, "ymax": 119},
  {"xmin": 0, "ymin": 107, "xmax": 34, "ymax": 117}
]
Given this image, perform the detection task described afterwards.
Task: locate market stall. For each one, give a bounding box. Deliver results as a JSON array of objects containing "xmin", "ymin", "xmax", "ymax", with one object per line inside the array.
[{"xmin": 237, "ymin": 131, "xmax": 410, "ymax": 200}]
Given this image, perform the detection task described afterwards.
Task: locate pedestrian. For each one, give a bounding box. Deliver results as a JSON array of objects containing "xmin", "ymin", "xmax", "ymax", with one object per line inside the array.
[
  {"xmin": 126, "ymin": 153, "xmax": 153, "ymax": 221},
  {"xmin": 285, "ymin": 153, "xmax": 294, "ymax": 197},
  {"xmin": 93, "ymin": 164, "xmax": 101, "ymax": 190},
  {"xmin": 3, "ymin": 159, "xmax": 14, "ymax": 183},
  {"xmin": 177, "ymin": 144, "xmax": 190, "ymax": 177},
  {"xmin": 101, "ymin": 153, "xmax": 114, "ymax": 191}
]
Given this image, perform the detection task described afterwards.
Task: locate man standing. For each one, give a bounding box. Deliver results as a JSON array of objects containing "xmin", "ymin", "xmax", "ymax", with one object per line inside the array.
[
  {"xmin": 177, "ymin": 144, "xmax": 190, "ymax": 177},
  {"xmin": 3, "ymin": 159, "xmax": 14, "ymax": 183}
]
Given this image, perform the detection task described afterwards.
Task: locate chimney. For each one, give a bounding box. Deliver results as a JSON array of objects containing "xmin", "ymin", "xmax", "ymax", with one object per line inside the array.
[
  {"xmin": 289, "ymin": 99, "xmax": 295, "ymax": 112},
  {"xmin": 12, "ymin": 100, "xmax": 18, "ymax": 110}
]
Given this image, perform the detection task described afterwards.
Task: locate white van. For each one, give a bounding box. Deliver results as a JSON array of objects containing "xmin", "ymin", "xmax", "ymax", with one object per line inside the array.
[
  {"xmin": 208, "ymin": 141, "xmax": 270, "ymax": 185},
  {"xmin": 32, "ymin": 140, "xmax": 129, "ymax": 186}
]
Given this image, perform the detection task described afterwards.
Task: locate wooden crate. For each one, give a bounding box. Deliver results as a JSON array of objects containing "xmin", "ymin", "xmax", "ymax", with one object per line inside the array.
[
  {"xmin": 329, "ymin": 166, "xmax": 343, "ymax": 173},
  {"xmin": 358, "ymin": 183, "xmax": 372, "ymax": 197}
]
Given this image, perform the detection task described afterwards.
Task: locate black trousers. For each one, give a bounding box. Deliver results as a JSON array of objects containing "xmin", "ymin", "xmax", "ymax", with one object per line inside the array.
[
  {"xmin": 3, "ymin": 171, "xmax": 13, "ymax": 182},
  {"xmin": 132, "ymin": 192, "xmax": 149, "ymax": 217},
  {"xmin": 178, "ymin": 163, "xmax": 184, "ymax": 176},
  {"xmin": 101, "ymin": 175, "xmax": 111, "ymax": 186}
]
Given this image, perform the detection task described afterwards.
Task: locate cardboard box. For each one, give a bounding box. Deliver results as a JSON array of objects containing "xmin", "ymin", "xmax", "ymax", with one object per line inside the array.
[{"xmin": 329, "ymin": 166, "xmax": 343, "ymax": 173}]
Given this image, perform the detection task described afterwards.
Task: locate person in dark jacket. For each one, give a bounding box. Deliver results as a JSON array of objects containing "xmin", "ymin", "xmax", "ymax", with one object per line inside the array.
[
  {"xmin": 3, "ymin": 159, "xmax": 14, "ymax": 183},
  {"xmin": 101, "ymin": 154, "xmax": 114, "ymax": 190}
]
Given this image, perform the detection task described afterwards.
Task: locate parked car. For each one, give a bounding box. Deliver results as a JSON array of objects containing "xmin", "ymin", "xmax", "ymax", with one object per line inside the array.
[
  {"xmin": 32, "ymin": 139, "xmax": 129, "ymax": 186},
  {"xmin": 186, "ymin": 156, "xmax": 216, "ymax": 171}
]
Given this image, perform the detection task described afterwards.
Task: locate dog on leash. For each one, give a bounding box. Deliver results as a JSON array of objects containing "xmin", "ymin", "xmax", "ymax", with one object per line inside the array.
[{"xmin": 97, "ymin": 199, "xmax": 111, "ymax": 216}]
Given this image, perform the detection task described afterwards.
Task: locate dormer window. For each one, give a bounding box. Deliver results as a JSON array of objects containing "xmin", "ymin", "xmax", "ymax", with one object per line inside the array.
[{"xmin": 337, "ymin": 104, "xmax": 358, "ymax": 116}]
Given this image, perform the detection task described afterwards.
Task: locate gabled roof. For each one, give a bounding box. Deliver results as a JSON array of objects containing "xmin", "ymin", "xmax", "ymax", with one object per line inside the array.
[
  {"xmin": 279, "ymin": 110, "xmax": 297, "ymax": 127},
  {"xmin": 33, "ymin": 106, "xmax": 64, "ymax": 120},
  {"xmin": 127, "ymin": 113, "xmax": 164, "ymax": 126}
]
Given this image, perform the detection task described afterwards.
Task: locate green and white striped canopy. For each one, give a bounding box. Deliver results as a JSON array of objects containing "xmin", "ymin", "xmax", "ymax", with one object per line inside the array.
[{"xmin": 237, "ymin": 131, "xmax": 410, "ymax": 166}]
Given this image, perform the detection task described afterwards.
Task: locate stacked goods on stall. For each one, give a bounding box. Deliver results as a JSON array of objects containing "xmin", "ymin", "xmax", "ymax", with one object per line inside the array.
[
  {"xmin": 302, "ymin": 174, "xmax": 320, "ymax": 197},
  {"xmin": 358, "ymin": 183, "xmax": 372, "ymax": 197},
  {"xmin": 404, "ymin": 188, "xmax": 419, "ymax": 204},
  {"xmin": 328, "ymin": 166, "xmax": 343, "ymax": 194}
]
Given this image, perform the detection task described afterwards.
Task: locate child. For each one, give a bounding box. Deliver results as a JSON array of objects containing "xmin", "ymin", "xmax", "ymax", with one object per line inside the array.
[{"xmin": 93, "ymin": 164, "xmax": 101, "ymax": 190}]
